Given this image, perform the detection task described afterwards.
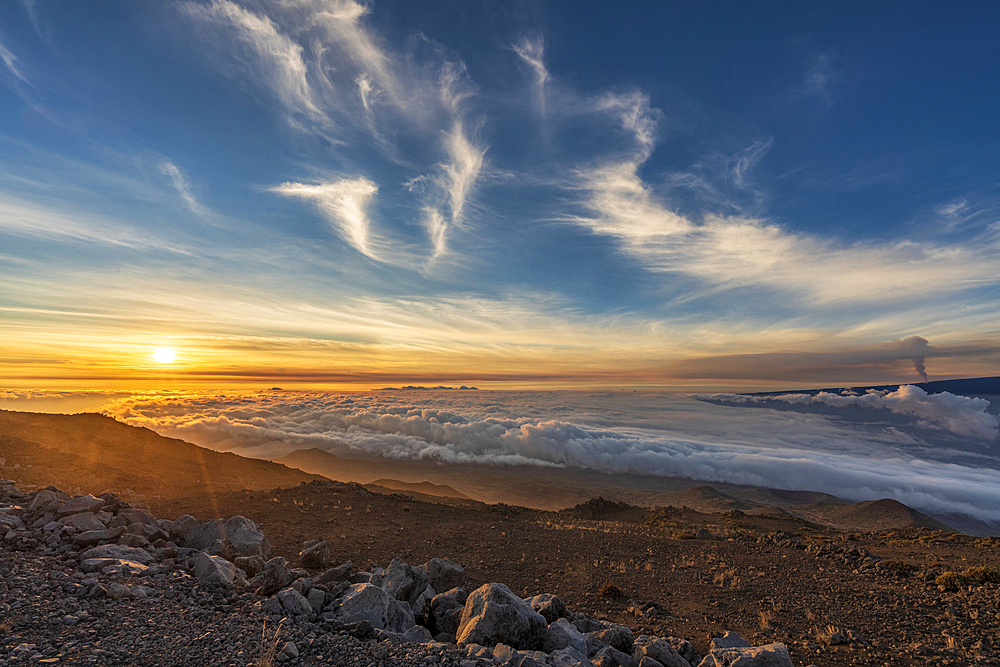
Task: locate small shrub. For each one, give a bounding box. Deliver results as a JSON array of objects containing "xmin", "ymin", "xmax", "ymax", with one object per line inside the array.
[
  {"xmin": 597, "ymin": 581, "xmax": 625, "ymax": 598},
  {"xmin": 961, "ymin": 566, "xmax": 1000, "ymax": 585},
  {"xmin": 936, "ymin": 571, "xmax": 964, "ymax": 591},
  {"xmin": 936, "ymin": 567, "xmax": 1000, "ymax": 590}
]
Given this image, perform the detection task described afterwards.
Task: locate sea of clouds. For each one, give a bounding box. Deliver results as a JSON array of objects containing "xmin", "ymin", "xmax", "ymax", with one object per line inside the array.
[{"xmin": 3, "ymin": 386, "xmax": 999, "ymax": 521}]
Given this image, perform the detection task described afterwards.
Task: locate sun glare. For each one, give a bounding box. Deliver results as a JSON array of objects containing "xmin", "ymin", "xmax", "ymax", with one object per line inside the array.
[{"xmin": 153, "ymin": 348, "xmax": 176, "ymax": 363}]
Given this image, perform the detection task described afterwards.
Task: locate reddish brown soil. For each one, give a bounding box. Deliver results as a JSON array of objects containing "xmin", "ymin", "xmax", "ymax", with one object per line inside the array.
[{"xmin": 153, "ymin": 484, "xmax": 1000, "ymax": 667}]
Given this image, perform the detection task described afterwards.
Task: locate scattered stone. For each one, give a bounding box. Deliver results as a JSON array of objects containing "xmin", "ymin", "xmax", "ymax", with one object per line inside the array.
[
  {"xmin": 316, "ymin": 560, "xmax": 353, "ymax": 585},
  {"xmin": 381, "ymin": 558, "xmax": 430, "ymax": 604},
  {"xmin": 710, "ymin": 631, "xmax": 751, "ymax": 651},
  {"xmin": 423, "ymin": 557, "xmax": 465, "ymax": 591},
  {"xmin": 525, "ymin": 593, "xmax": 566, "ymax": 623},
  {"xmin": 457, "ymin": 583, "xmax": 548, "ymax": 651},
  {"xmin": 193, "ymin": 552, "xmax": 237, "ymax": 588},
  {"xmin": 300, "ymin": 539, "xmax": 330, "ymax": 569},
  {"xmin": 697, "ymin": 642, "xmax": 793, "ymax": 667},
  {"xmin": 55, "ymin": 494, "xmax": 105, "ymax": 517}
]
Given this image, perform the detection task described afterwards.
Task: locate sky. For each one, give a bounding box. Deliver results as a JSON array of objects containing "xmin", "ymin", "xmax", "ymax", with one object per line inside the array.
[{"xmin": 1, "ymin": 0, "xmax": 999, "ymax": 391}]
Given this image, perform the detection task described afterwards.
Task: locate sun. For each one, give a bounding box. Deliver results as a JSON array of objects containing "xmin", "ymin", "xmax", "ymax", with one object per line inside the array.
[{"xmin": 153, "ymin": 348, "xmax": 176, "ymax": 363}]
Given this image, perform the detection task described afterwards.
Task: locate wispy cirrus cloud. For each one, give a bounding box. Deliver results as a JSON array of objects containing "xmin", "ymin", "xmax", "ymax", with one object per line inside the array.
[
  {"xmin": 563, "ymin": 90, "xmax": 1000, "ymax": 308},
  {"xmin": 272, "ymin": 177, "xmax": 380, "ymax": 259},
  {"xmin": 158, "ymin": 159, "xmax": 208, "ymax": 216},
  {"xmin": 0, "ymin": 39, "xmax": 28, "ymax": 83},
  {"xmin": 513, "ymin": 35, "xmax": 549, "ymax": 114},
  {"xmin": 179, "ymin": 0, "xmax": 486, "ymax": 263}
]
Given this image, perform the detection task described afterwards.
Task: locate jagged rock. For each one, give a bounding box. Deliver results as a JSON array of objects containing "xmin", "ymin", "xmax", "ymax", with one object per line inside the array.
[
  {"xmin": 696, "ymin": 642, "xmax": 793, "ymax": 667},
  {"xmin": 256, "ymin": 596, "xmax": 284, "ymax": 615},
  {"xmin": 74, "ymin": 527, "xmax": 126, "ymax": 546},
  {"xmin": 633, "ymin": 636, "xmax": 690, "ymax": 667},
  {"xmin": 278, "ymin": 587, "xmax": 314, "ymax": 616},
  {"xmin": 257, "ymin": 557, "xmax": 294, "ymax": 596},
  {"xmin": 456, "ymin": 583, "xmax": 547, "ymax": 651},
  {"xmin": 401, "ymin": 626, "xmax": 434, "ymax": 643},
  {"xmin": 56, "ymin": 495, "xmax": 105, "ymax": 517},
  {"xmin": 282, "ymin": 642, "xmax": 299, "ymax": 658},
  {"xmin": 182, "ymin": 516, "xmax": 270, "ymax": 558},
  {"xmin": 710, "ymin": 632, "xmax": 751, "ymax": 651},
  {"xmin": 28, "ymin": 489, "xmax": 68, "ymax": 513},
  {"xmin": 118, "ymin": 534, "xmax": 151, "ymax": 549},
  {"xmin": 300, "ymin": 539, "xmax": 330, "ymax": 569},
  {"xmin": 80, "ymin": 544, "xmax": 154, "ymax": 565},
  {"xmin": 171, "ymin": 514, "xmax": 200, "ymax": 541},
  {"xmin": 592, "ymin": 646, "xmax": 632, "ymax": 667},
  {"xmin": 525, "ymin": 593, "xmax": 566, "ymax": 623},
  {"xmin": 668, "ymin": 637, "xmax": 701, "ymax": 667},
  {"xmin": 423, "ymin": 557, "xmax": 465, "ymax": 592},
  {"xmin": 588, "ymin": 625, "xmax": 635, "ymax": 654},
  {"xmin": 96, "ymin": 492, "xmax": 125, "ymax": 512},
  {"xmin": 193, "ymin": 552, "xmax": 237, "ymax": 587},
  {"xmin": 221, "ymin": 515, "xmax": 270, "ymax": 558},
  {"xmin": 234, "ymin": 555, "xmax": 265, "ymax": 578},
  {"xmin": 59, "ymin": 512, "xmax": 105, "ymax": 532},
  {"xmin": 332, "ymin": 583, "xmax": 415, "ymax": 632},
  {"xmin": 571, "ymin": 615, "xmax": 606, "ymax": 634},
  {"xmin": 316, "ymin": 561, "xmax": 352, "ymax": 585},
  {"xmin": 306, "ymin": 587, "xmax": 326, "ymax": 613},
  {"xmin": 635, "ymin": 658, "xmax": 665, "ymax": 667},
  {"xmin": 550, "ymin": 646, "xmax": 594, "ymax": 667},
  {"xmin": 382, "ymin": 559, "xmax": 429, "ymax": 604},
  {"xmin": 545, "ymin": 618, "xmax": 589, "ymax": 655},
  {"xmin": 430, "ymin": 587, "xmax": 468, "ymax": 638}
]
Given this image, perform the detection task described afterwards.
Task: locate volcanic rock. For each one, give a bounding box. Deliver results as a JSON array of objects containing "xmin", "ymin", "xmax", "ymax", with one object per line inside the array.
[{"xmin": 457, "ymin": 583, "xmax": 548, "ymax": 651}]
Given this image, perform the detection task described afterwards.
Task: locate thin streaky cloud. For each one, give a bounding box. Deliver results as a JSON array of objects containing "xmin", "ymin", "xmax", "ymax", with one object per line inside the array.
[
  {"xmin": 566, "ymin": 93, "xmax": 1000, "ymax": 308},
  {"xmin": 0, "ymin": 40, "xmax": 28, "ymax": 83},
  {"xmin": 158, "ymin": 159, "xmax": 208, "ymax": 216},
  {"xmin": 0, "ymin": 196, "xmax": 193, "ymax": 254},
  {"xmin": 513, "ymin": 36, "xmax": 549, "ymax": 114}
]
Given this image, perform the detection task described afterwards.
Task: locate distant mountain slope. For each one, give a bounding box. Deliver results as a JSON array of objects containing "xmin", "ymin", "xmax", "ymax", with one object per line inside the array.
[
  {"xmin": 808, "ymin": 498, "xmax": 953, "ymax": 532},
  {"xmin": 0, "ymin": 410, "xmax": 325, "ymax": 501},
  {"xmin": 368, "ymin": 479, "xmax": 471, "ymax": 499}
]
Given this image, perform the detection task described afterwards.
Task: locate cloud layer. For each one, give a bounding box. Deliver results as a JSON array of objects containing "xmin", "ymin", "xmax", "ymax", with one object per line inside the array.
[{"xmin": 93, "ymin": 389, "xmax": 1000, "ymax": 522}]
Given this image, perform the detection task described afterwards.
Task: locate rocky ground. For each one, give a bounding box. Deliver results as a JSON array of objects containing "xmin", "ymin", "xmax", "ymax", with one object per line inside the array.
[{"xmin": 2, "ymin": 477, "xmax": 998, "ymax": 667}]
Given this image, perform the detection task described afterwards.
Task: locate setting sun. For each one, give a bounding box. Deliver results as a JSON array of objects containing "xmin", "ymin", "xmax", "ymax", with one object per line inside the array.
[{"xmin": 153, "ymin": 348, "xmax": 176, "ymax": 364}]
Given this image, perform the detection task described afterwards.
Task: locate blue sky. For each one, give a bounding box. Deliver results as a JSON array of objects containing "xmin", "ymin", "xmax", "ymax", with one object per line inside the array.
[{"xmin": 1, "ymin": 0, "xmax": 998, "ymax": 389}]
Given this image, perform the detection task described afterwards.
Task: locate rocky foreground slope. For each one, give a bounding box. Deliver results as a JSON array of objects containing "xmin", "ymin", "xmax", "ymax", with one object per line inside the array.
[{"xmin": 1, "ymin": 479, "xmax": 802, "ymax": 667}]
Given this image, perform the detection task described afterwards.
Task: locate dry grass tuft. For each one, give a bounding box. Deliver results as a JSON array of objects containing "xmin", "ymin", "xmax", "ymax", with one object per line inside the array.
[
  {"xmin": 255, "ymin": 622, "xmax": 281, "ymax": 667},
  {"xmin": 597, "ymin": 581, "xmax": 626, "ymax": 598},
  {"xmin": 0, "ymin": 616, "xmax": 15, "ymax": 635},
  {"xmin": 758, "ymin": 610, "xmax": 774, "ymax": 631}
]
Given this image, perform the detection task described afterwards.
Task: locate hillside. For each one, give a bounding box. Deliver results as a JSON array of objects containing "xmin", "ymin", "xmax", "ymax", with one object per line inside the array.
[{"xmin": 0, "ymin": 410, "xmax": 325, "ymax": 506}]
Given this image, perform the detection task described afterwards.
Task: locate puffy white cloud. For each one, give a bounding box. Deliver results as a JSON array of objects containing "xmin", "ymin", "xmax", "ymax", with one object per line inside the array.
[{"xmin": 706, "ymin": 385, "xmax": 999, "ymax": 442}]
